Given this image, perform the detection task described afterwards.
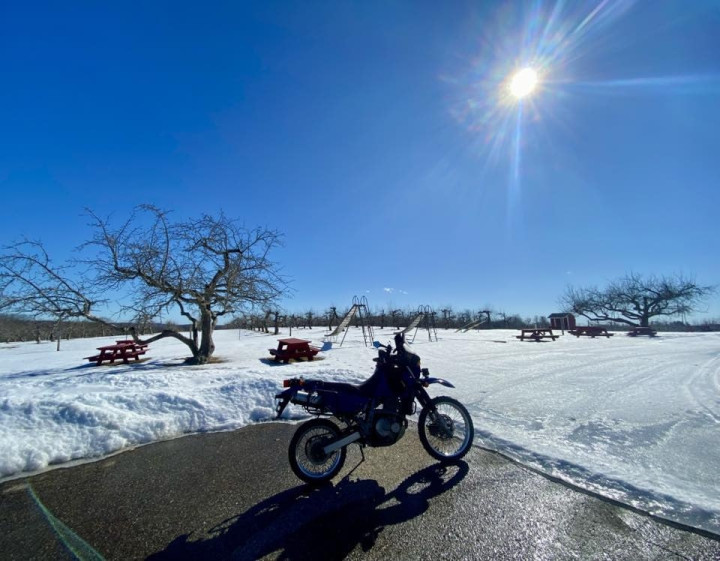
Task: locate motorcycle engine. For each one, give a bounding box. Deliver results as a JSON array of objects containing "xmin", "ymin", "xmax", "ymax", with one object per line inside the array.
[{"xmin": 371, "ymin": 411, "xmax": 407, "ymax": 446}]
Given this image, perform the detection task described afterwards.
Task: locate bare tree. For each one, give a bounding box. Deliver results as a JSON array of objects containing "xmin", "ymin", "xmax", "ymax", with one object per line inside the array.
[
  {"xmin": 84, "ymin": 206, "xmax": 288, "ymax": 363},
  {"xmin": 440, "ymin": 307, "xmax": 453, "ymax": 329},
  {"xmin": 271, "ymin": 310, "xmax": 281, "ymax": 335},
  {"xmin": 0, "ymin": 206, "xmax": 288, "ymax": 363},
  {"xmin": 560, "ymin": 273, "xmax": 715, "ymax": 328},
  {"xmin": 390, "ymin": 309, "xmax": 402, "ymax": 330},
  {"xmin": 326, "ymin": 307, "xmax": 339, "ymax": 331}
]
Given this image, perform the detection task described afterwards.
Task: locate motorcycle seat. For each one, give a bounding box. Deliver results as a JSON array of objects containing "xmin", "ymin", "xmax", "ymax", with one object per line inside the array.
[
  {"xmin": 314, "ymin": 369, "xmax": 386, "ymax": 398},
  {"xmin": 318, "ymin": 381, "xmax": 367, "ymax": 396}
]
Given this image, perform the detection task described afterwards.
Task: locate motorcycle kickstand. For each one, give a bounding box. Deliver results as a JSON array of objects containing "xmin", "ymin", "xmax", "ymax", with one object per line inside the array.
[{"xmin": 344, "ymin": 443, "xmax": 366, "ymax": 480}]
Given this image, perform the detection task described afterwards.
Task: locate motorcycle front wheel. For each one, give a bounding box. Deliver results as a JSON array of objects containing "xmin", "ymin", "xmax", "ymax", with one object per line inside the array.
[
  {"xmin": 418, "ymin": 396, "xmax": 474, "ymax": 461},
  {"xmin": 288, "ymin": 418, "xmax": 347, "ymax": 484}
]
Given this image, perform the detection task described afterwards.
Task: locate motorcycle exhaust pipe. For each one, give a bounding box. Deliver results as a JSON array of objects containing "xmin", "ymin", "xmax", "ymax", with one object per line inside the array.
[
  {"xmin": 291, "ymin": 392, "xmax": 323, "ymax": 407},
  {"xmin": 323, "ymin": 431, "xmax": 361, "ymax": 455}
]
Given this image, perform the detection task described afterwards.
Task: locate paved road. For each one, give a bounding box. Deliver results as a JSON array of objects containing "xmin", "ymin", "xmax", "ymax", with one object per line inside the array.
[{"xmin": 1, "ymin": 422, "xmax": 719, "ymax": 560}]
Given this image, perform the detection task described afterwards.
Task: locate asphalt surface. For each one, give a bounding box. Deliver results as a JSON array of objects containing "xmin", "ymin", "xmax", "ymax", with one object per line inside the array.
[{"xmin": 1, "ymin": 422, "xmax": 719, "ymax": 560}]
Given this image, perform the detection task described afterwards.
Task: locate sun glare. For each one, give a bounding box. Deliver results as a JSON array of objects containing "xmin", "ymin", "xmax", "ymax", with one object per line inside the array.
[{"xmin": 509, "ymin": 68, "xmax": 538, "ymax": 99}]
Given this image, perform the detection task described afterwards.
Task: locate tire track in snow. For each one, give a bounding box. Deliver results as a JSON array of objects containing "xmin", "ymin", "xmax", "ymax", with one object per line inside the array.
[{"xmin": 682, "ymin": 354, "xmax": 720, "ymax": 425}]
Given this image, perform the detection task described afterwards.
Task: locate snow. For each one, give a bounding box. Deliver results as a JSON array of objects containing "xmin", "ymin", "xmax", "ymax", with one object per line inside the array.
[{"xmin": 1, "ymin": 328, "xmax": 719, "ymax": 535}]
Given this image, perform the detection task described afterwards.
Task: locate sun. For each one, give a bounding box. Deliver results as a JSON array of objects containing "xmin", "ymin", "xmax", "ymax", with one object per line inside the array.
[{"xmin": 509, "ymin": 67, "xmax": 538, "ymax": 99}]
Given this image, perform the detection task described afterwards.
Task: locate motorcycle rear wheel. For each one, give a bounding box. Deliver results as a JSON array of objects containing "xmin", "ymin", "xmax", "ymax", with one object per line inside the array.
[
  {"xmin": 418, "ymin": 396, "xmax": 474, "ymax": 461},
  {"xmin": 289, "ymin": 418, "xmax": 347, "ymax": 484}
]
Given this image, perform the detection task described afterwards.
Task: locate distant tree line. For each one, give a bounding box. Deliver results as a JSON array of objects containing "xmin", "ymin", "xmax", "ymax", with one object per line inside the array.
[
  {"xmin": 0, "ymin": 314, "xmax": 184, "ymax": 345},
  {"xmin": 227, "ymin": 306, "xmax": 720, "ymax": 334},
  {"xmin": 231, "ymin": 306, "xmax": 720, "ymax": 334},
  {"xmin": 227, "ymin": 306, "xmax": 539, "ymax": 333},
  {"xmin": 1, "ymin": 306, "xmax": 718, "ymax": 345}
]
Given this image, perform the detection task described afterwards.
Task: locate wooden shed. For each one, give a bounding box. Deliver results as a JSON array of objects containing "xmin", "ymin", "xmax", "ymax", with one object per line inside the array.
[{"xmin": 548, "ymin": 313, "xmax": 576, "ymax": 331}]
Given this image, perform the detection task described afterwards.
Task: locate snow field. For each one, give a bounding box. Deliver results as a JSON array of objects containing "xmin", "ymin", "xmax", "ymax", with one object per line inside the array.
[{"xmin": 0, "ymin": 327, "xmax": 718, "ymax": 534}]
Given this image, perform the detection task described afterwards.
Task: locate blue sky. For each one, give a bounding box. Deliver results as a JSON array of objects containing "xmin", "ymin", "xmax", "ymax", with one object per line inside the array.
[{"xmin": 1, "ymin": 0, "xmax": 719, "ymax": 320}]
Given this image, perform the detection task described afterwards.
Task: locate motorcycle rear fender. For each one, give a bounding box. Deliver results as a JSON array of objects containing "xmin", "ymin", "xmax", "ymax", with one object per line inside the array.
[
  {"xmin": 275, "ymin": 387, "xmax": 299, "ymax": 418},
  {"xmin": 424, "ymin": 377, "xmax": 455, "ymax": 388}
]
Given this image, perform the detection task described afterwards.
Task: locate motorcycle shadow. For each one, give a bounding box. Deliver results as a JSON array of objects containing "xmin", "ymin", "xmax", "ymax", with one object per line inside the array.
[{"xmin": 151, "ymin": 460, "xmax": 469, "ymax": 561}]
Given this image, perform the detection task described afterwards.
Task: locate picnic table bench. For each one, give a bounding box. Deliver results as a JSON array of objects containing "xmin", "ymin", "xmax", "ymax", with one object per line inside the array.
[
  {"xmin": 269, "ymin": 338, "xmax": 320, "ymax": 363},
  {"xmin": 516, "ymin": 328, "xmax": 559, "ymax": 342},
  {"xmin": 626, "ymin": 327, "xmax": 657, "ymax": 337},
  {"xmin": 569, "ymin": 326, "xmax": 614, "ymax": 338},
  {"xmin": 85, "ymin": 341, "xmax": 149, "ymax": 365}
]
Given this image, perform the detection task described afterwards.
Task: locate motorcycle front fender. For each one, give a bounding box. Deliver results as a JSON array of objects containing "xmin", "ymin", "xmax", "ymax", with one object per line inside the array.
[{"xmin": 424, "ymin": 377, "xmax": 455, "ymax": 388}]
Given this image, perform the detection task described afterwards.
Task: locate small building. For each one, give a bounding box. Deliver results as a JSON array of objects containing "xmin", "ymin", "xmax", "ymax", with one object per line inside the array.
[{"xmin": 548, "ymin": 313, "xmax": 576, "ymax": 331}]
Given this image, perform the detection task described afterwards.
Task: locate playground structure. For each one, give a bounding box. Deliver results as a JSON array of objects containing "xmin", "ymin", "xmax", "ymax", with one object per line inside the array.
[
  {"xmin": 324, "ymin": 295, "xmax": 375, "ymax": 347},
  {"xmin": 455, "ymin": 310, "xmax": 491, "ymax": 332},
  {"xmin": 402, "ymin": 305, "xmax": 439, "ymax": 343}
]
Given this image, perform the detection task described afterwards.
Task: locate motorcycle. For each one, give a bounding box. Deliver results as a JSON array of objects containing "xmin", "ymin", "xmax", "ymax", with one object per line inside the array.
[{"xmin": 275, "ymin": 333, "xmax": 475, "ymax": 484}]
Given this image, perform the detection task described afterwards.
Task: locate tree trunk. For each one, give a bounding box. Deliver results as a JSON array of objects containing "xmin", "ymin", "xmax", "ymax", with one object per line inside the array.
[
  {"xmin": 195, "ymin": 311, "xmax": 215, "ymax": 364},
  {"xmin": 191, "ymin": 322, "xmax": 199, "ymax": 347},
  {"xmin": 54, "ymin": 319, "xmax": 63, "ymax": 351}
]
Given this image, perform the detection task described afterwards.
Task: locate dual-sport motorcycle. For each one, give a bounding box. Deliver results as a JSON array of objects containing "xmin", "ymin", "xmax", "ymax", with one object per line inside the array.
[{"xmin": 275, "ymin": 333, "xmax": 475, "ymax": 484}]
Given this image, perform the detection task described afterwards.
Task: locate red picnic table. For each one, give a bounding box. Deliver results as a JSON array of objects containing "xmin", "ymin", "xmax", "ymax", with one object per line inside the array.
[
  {"xmin": 569, "ymin": 326, "xmax": 614, "ymax": 338},
  {"xmin": 516, "ymin": 328, "xmax": 559, "ymax": 342},
  {"xmin": 269, "ymin": 338, "xmax": 320, "ymax": 363},
  {"xmin": 85, "ymin": 341, "xmax": 149, "ymax": 365},
  {"xmin": 626, "ymin": 327, "xmax": 657, "ymax": 337}
]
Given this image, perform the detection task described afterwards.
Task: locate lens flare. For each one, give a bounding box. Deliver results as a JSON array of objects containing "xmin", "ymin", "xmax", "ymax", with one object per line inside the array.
[{"xmin": 509, "ymin": 68, "xmax": 538, "ymax": 98}]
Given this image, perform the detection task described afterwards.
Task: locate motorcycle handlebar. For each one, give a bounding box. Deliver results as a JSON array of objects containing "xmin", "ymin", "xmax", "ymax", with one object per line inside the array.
[{"xmin": 374, "ymin": 334, "xmax": 413, "ymax": 366}]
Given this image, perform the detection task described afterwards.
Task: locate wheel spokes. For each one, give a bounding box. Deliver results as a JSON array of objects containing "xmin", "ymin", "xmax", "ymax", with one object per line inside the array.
[
  {"xmin": 296, "ymin": 427, "xmax": 340, "ymax": 476},
  {"xmin": 425, "ymin": 404, "xmax": 471, "ymax": 456}
]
